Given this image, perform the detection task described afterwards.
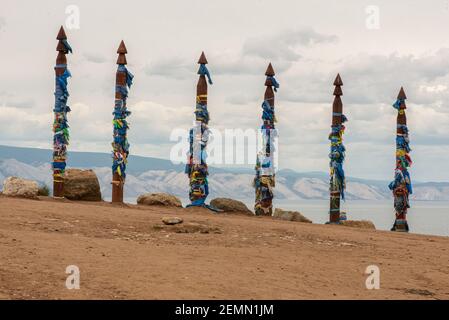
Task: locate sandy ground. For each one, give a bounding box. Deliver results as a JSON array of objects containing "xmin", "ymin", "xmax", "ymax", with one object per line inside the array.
[{"xmin": 0, "ymin": 195, "xmax": 448, "ymax": 300}]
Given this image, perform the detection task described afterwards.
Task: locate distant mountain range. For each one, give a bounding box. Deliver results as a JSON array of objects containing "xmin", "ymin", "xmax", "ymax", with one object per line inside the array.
[{"xmin": 1, "ymin": 145, "xmax": 449, "ymax": 202}]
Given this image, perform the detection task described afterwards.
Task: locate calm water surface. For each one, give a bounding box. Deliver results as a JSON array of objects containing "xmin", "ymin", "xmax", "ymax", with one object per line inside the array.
[{"xmin": 271, "ymin": 200, "xmax": 449, "ymax": 237}]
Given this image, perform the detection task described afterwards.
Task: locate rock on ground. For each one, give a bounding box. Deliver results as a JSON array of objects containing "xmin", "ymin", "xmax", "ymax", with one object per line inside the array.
[
  {"xmin": 340, "ymin": 220, "xmax": 376, "ymax": 230},
  {"xmin": 153, "ymin": 222, "xmax": 222, "ymax": 234},
  {"xmin": 64, "ymin": 169, "xmax": 102, "ymax": 201},
  {"xmin": 162, "ymin": 217, "xmax": 183, "ymax": 225},
  {"xmin": 2, "ymin": 177, "xmax": 39, "ymax": 199},
  {"xmin": 210, "ymin": 198, "xmax": 253, "ymax": 215},
  {"xmin": 273, "ymin": 208, "xmax": 312, "ymax": 223},
  {"xmin": 137, "ymin": 193, "xmax": 182, "ymax": 207}
]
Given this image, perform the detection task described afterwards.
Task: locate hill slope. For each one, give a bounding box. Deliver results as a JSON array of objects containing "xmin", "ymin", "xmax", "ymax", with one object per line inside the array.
[{"xmin": 1, "ymin": 145, "xmax": 449, "ymax": 201}]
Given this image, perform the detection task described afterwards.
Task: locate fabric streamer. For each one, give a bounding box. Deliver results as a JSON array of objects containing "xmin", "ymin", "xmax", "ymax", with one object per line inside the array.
[
  {"xmin": 111, "ymin": 41, "xmax": 134, "ymax": 196},
  {"xmin": 329, "ymin": 123, "xmax": 346, "ymax": 201},
  {"xmin": 254, "ymin": 63, "xmax": 278, "ymax": 216},
  {"xmin": 328, "ymin": 74, "xmax": 346, "ymax": 223},
  {"xmin": 198, "ymin": 64, "xmax": 213, "ymax": 85},
  {"xmin": 389, "ymin": 88, "xmax": 412, "ymax": 232},
  {"xmin": 185, "ymin": 53, "xmax": 220, "ymax": 212},
  {"xmin": 112, "ymin": 65, "xmax": 133, "ymax": 181},
  {"xmin": 52, "ymin": 28, "xmax": 72, "ymax": 192}
]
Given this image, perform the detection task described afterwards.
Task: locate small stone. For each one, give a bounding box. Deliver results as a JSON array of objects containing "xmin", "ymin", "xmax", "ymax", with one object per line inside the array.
[
  {"xmin": 154, "ymin": 222, "xmax": 221, "ymax": 234},
  {"xmin": 162, "ymin": 217, "xmax": 183, "ymax": 225}
]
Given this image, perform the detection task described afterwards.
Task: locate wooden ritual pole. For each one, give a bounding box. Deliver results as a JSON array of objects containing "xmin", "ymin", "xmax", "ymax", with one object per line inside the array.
[
  {"xmin": 185, "ymin": 52, "xmax": 213, "ymax": 207},
  {"xmin": 111, "ymin": 41, "xmax": 133, "ymax": 203},
  {"xmin": 328, "ymin": 74, "xmax": 346, "ymax": 223},
  {"xmin": 52, "ymin": 26, "xmax": 72, "ymax": 198},
  {"xmin": 389, "ymin": 87, "xmax": 412, "ymax": 232},
  {"xmin": 254, "ymin": 63, "xmax": 279, "ymax": 216}
]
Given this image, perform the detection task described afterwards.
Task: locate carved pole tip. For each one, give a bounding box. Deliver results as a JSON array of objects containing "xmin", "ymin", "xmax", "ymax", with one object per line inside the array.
[
  {"xmin": 333, "ymin": 73, "xmax": 343, "ymax": 86},
  {"xmin": 397, "ymin": 87, "xmax": 407, "ymax": 100},
  {"xmin": 265, "ymin": 63, "xmax": 275, "ymax": 76},
  {"xmin": 198, "ymin": 51, "xmax": 208, "ymax": 64}
]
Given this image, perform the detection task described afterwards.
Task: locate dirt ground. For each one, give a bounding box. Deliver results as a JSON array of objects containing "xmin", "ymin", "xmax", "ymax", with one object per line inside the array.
[{"xmin": 0, "ymin": 195, "xmax": 448, "ymax": 300}]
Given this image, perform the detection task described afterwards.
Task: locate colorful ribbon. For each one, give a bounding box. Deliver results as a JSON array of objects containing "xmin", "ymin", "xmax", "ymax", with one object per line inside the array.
[
  {"xmin": 329, "ymin": 120, "xmax": 347, "ymax": 201},
  {"xmin": 254, "ymin": 75, "xmax": 279, "ymax": 216},
  {"xmin": 186, "ymin": 66, "xmax": 213, "ymax": 208},
  {"xmin": 112, "ymin": 65, "xmax": 133, "ymax": 180},
  {"xmin": 52, "ymin": 52, "xmax": 72, "ymax": 179}
]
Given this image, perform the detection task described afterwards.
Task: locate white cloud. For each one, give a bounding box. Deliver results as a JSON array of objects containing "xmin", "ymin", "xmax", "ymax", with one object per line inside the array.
[
  {"xmin": 0, "ymin": 16, "xmax": 5, "ymax": 31},
  {"xmin": 1, "ymin": 1, "xmax": 449, "ymax": 181},
  {"xmin": 337, "ymin": 49, "xmax": 449, "ymax": 106},
  {"xmin": 225, "ymin": 92, "xmax": 259, "ymax": 105},
  {"xmin": 130, "ymin": 100, "xmax": 192, "ymax": 143},
  {"xmin": 144, "ymin": 57, "xmax": 192, "ymax": 79},
  {"xmin": 243, "ymin": 28, "xmax": 338, "ymax": 62},
  {"xmin": 0, "ymin": 106, "xmax": 51, "ymax": 141},
  {"xmin": 83, "ymin": 52, "xmax": 107, "ymax": 64},
  {"xmin": 144, "ymin": 28, "xmax": 337, "ymax": 78},
  {"xmin": 0, "ymin": 92, "xmax": 36, "ymax": 108}
]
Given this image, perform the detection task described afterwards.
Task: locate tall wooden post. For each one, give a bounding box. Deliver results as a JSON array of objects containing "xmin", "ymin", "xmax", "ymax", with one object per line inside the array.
[
  {"xmin": 254, "ymin": 63, "xmax": 279, "ymax": 216},
  {"xmin": 52, "ymin": 26, "xmax": 72, "ymax": 198},
  {"xmin": 111, "ymin": 41, "xmax": 134, "ymax": 203},
  {"xmin": 389, "ymin": 87, "xmax": 412, "ymax": 232},
  {"xmin": 328, "ymin": 74, "xmax": 346, "ymax": 223},
  {"xmin": 185, "ymin": 52, "xmax": 213, "ymax": 207}
]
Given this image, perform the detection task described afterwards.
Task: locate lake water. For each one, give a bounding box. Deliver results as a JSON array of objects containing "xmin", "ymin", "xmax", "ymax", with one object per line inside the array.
[{"xmin": 269, "ymin": 200, "xmax": 449, "ymax": 237}]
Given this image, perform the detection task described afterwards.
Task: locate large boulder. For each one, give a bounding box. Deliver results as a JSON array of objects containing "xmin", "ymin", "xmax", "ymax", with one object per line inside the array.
[
  {"xmin": 340, "ymin": 220, "xmax": 376, "ymax": 230},
  {"xmin": 273, "ymin": 208, "xmax": 312, "ymax": 223},
  {"xmin": 137, "ymin": 193, "xmax": 182, "ymax": 207},
  {"xmin": 2, "ymin": 177, "xmax": 39, "ymax": 199},
  {"xmin": 64, "ymin": 169, "xmax": 102, "ymax": 201},
  {"xmin": 210, "ymin": 198, "xmax": 253, "ymax": 215}
]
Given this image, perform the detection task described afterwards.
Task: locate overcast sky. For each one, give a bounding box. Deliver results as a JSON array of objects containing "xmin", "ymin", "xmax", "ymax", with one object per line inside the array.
[{"xmin": 1, "ymin": 0, "xmax": 449, "ymax": 181}]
